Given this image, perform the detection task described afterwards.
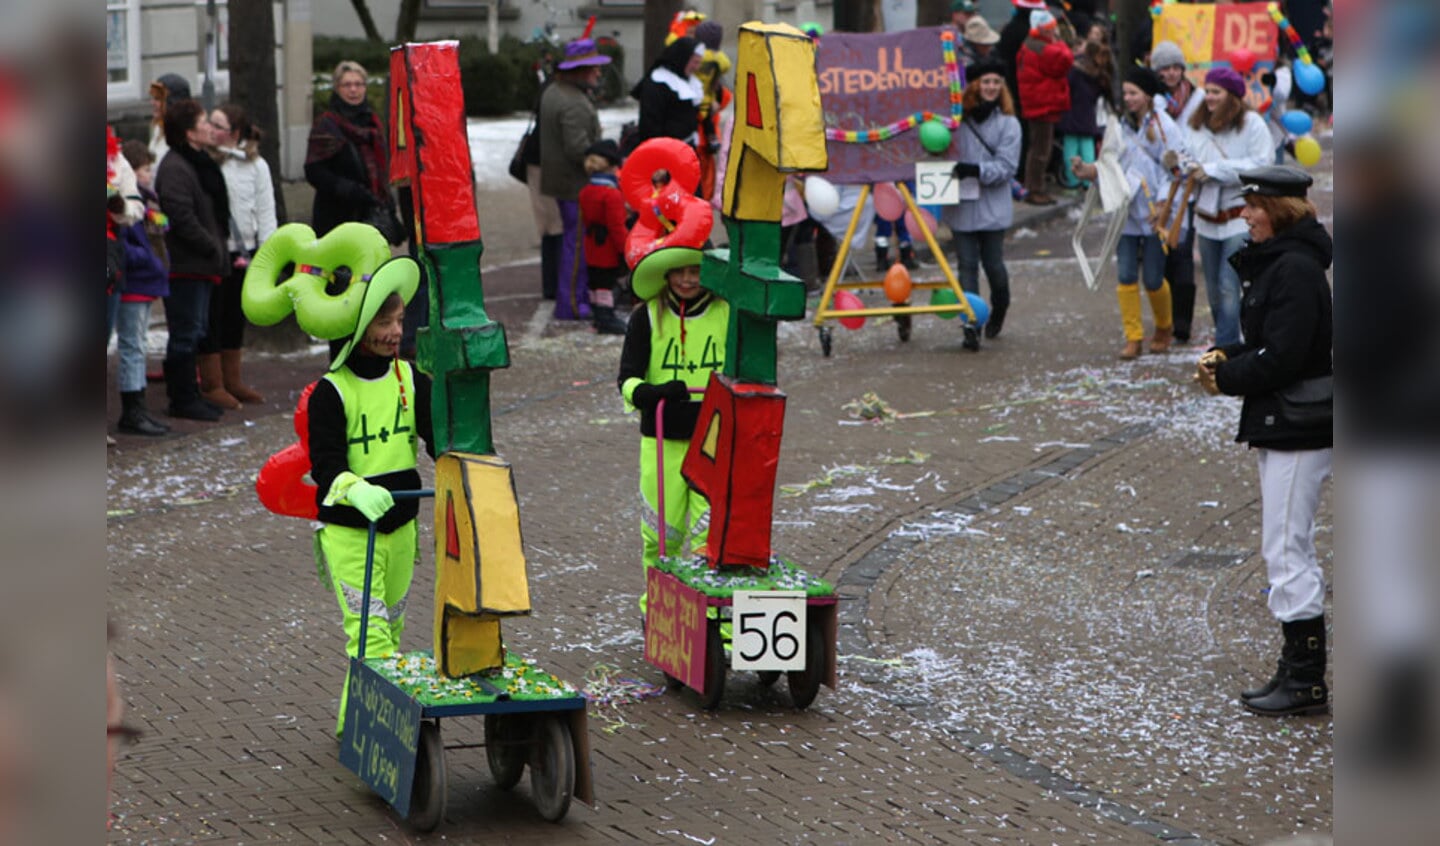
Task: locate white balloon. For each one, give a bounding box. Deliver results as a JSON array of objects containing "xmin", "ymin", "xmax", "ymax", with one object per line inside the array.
[{"xmin": 804, "ymin": 175, "xmax": 840, "ymax": 217}]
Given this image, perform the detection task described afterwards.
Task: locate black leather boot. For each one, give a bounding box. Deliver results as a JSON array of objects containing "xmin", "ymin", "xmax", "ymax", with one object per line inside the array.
[
  {"xmin": 165, "ymin": 357, "xmax": 221, "ymax": 421},
  {"xmin": 1243, "ymin": 616, "xmax": 1329, "ymax": 716},
  {"xmin": 540, "ymin": 234, "xmax": 561, "ymax": 300},
  {"xmin": 118, "ymin": 390, "xmax": 169, "ymax": 436},
  {"xmin": 874, "ymin": 240, "xmax": 890, "ymax": 272},
  {"xmin": 899, "ymin": 243, "xmax": 920, "ymax": 270}
]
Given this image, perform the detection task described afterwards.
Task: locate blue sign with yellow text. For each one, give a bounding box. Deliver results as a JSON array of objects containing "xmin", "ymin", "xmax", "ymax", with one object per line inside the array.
[{"xmin": 339, "ymin": 659, "xmax": 423, "ymax": 816}]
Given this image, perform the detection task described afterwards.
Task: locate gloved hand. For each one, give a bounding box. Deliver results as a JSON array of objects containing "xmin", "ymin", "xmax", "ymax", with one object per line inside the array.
[
  {"xmin": 587, "ymin": 223, "xmax": 608, "ymax": 245},
  {"xmin": 632, "ymin": 380, "xmax": 690, "ymax": 411},
  {"xmin": 952, "ymin": 162, "xmax": 981, "ymax": 180},
  {"xmin": 345, "ymin": 479, "xmax": 395, "ymax": 522},
  {"xmin": 1195, "ymin": 350, "xmax": 1226, "ymax": 396}
]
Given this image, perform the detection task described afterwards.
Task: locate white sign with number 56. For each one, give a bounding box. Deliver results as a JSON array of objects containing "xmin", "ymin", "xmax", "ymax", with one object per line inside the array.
[{"xmin": 731, "ymin": 591, "xmax": 807, "ymax": 672}]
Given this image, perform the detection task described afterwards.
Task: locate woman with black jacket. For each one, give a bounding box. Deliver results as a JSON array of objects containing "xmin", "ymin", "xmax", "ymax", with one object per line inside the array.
[
  {"xmin": 631, "ymin": 37, "xmax": 705, "ymax": 148},
  {"xmin": 1196, "ymin": 165, "xmax": 1333, "ymax": 717},
  {"xmin": 305, "ymin": 61, "xmax": 395, "ymax": 238}
]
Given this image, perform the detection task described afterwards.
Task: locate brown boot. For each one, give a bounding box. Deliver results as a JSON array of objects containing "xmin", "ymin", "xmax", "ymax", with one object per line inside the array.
[
  {"xmin": 1149, "ymin": 325, "xmax": 1174, "ymax": 354},
  {"xmin": 198, "ymin": 353, "xmax": 241, "ymax": 409},
  {"xmin": 222, "ymin": 349, "xmax": 265, "ymax": 405},
  {"xmin": 1118, "ymin": 340, "xmax": 1143, "ymax": 360}
]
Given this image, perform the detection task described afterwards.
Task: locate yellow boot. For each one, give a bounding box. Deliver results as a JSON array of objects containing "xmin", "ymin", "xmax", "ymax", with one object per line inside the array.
[
  {"xmin": 1147, "ymin": 282, "xmax": 1174, "ymax": 353},
  {"xmin": 1117, "ymin": 284, "xmax": 1144, "ymax": 359}
]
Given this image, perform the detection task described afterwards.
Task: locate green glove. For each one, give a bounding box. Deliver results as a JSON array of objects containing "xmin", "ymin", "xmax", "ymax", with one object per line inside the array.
[{"xmin": 345, "ymin": 479, "xmax": 395, "ymax": 522}]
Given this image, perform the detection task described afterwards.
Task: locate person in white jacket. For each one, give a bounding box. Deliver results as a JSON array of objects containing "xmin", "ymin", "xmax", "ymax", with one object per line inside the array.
[
  {"xmin": 203, "ymin": 103, "xmax": 277, "ymax": 407},
  {"xmin": 1182, "ymin": 67, "xmax": 1273, "ymax": 348}
]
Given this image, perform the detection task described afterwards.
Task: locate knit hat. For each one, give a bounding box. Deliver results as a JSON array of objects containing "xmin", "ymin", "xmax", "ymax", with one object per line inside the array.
[
  {"xmin": 1124, "ymin": 65, "xmax": 1164, "ymax": 99},
  {"xmin": 557, "ymin": 38, "xmax": 612, "ymax": 70},
  {"xmin": 1205, "ymin": 67, "xmax": 1247, "ymax": 99},
  {"xmin": 966, "ymin": 57, "xmax": 1008, "ymax": 85},
  {"xmin": 1030, "ymin": 9, "xmax": 1057, "ymax": 32},
  {"xmin": 1149, "ymin": 40, "xmax": 1186, "ymax": 70},
  {"xmin": 585, "ymin": 139, "xmax": 622, "ymax": 166},
  {"xmin": 149, "ymin": 73, "xmax": 192, "ymax": 106},
  {"xmin": 1014, "ymin": 0, "xmax": 1046, "ymax": 9},
  {"xmin": 694, "ymin": 20, "xmax": 723, "ymax": 51}
]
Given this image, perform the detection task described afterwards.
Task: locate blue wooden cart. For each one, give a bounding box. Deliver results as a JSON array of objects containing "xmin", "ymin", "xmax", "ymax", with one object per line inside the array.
[{"xmin": 340, "ymin": 491, "xmax": 592, "ymax": 831}]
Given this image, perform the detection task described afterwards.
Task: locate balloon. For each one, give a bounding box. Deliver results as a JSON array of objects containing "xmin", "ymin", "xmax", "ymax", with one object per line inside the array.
[
  {"xmin": 1228, "ymin": 48, "xmax": 1257, "ymax": 75},
  {"xmin": 255, "ymin": 442, "xmax": 319, "ymax": 520},
  {"xmin": 804, "ymin": 175, "xmax": 840, "ymax": 217},
  {"xmin": 1280, "ymin": 110, "xmax": 1313, "ymax": 136},
  {"xmin": 918, "ymin": 120, "xmax": 951, "ymax": 154},
  {"xmin": 833, "ymin": 289, "xmax": 866, "ymax": 330},
  {"xmin": 962, "ymin": 293, "xmax": 991, "ymax": 327},
  {"xmin": 903, "ymin": 207, "xmax": 938, "ymax": 241},
  {"xmin": 1294, "ymin": 135, "xmax": 1322, "ymax": 167},
  {"xmin": 882, "ymin": 263, "xmax": 913, "ymax": 304},
  {"xmin": 293, "ymin": 381, "xmax": 317, "ymax": 443},
  {"xmin": 872, "ymin": 182, "xmax": 904, "ymax": 222},
  {"xmin": 1294, "ymin": 61, "xmax": 1325, "ymax": 96},
  {"xmin": 929, "ymin": 287, "xmax": 960, "ymax": 319}
]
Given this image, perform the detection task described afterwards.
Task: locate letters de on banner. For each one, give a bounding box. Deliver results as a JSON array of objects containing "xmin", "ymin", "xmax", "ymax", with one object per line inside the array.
[{"xmin": 1152, "ymin": 1, "xmax": 1279, "ymax": 107}]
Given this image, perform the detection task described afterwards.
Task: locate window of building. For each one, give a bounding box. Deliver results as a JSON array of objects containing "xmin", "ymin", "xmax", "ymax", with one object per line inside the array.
[{"xmin": 106, "ymin": 0, "xmax": 142, "ymax": 101}]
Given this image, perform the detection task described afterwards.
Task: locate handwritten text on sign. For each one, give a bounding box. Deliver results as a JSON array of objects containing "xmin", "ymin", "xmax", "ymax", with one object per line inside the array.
[
  {"xmin": 339, "ymin": 659, "xmax": 423, "ymax": 816},
  {"xmin": 644, "ymin": 569, "xmax": 708, "ymax": 693},
  {"xmin": 817, "ymin": 27, "xmax": 963, "ymax": 185}
]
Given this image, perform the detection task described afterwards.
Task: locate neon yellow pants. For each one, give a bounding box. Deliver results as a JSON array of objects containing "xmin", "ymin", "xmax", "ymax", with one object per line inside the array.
[
  {"xmin": 639, "ymin": 436, "xmax": 709, "ymax": 614},
  {"xmin": 315, "ymin": 520, "xmax": 416, "ymax": 736}
]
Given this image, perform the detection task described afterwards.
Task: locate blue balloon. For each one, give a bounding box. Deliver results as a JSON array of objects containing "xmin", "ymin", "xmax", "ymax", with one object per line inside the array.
[
  {"xmin": 1294, "ymin": 62, "xmax": 1325, "ymax": 96},
  {"xmin": 1280, "ymin": 110, "xmax": 1314, "ymax": 136},
  {"xmin": 962, "ymin": 293, "xmax": 990, "ymax": 327}
]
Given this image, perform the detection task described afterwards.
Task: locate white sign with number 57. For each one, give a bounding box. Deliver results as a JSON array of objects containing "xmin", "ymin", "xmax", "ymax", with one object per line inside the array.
[
  {"xmin": 914, "ymin": 161, "xmax": 964, "ymax": 205},
  {"xmin": 731, "ymin": 591, "xmax": 807, "ymax": 672}
]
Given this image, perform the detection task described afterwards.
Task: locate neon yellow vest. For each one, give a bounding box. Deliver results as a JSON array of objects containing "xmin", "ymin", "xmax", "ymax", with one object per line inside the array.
[
  {"xmin": 322, "ymin": 361, "xmax": 418, "ymax": 479},
  {"xmin": 646, "ymin": 296, "xmax": 730, "ymax": 392}
]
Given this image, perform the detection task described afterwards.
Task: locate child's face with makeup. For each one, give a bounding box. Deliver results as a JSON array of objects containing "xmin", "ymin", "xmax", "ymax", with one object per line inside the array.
[{"xmin": 360, "ymin": 299, "xmax": 404, "ymax": 358}]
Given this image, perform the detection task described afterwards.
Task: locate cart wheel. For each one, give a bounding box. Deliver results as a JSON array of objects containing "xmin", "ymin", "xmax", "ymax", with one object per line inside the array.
[
  {"xmin": 895, "ymin": 313, "xmax": 912, "ymax": 342},
  {"xmin": 529, "ymin": 714, "xmax": 574, "ymax": 822},
  {"xmin": 697, "ymin": 619, "xmax": 726, "ymax": 710},
  {"xmin": 484, "ymin": 714, "xmax": 526, "ymax": 790},
  {"xmin": 756, "ymin": 670, "xmax": 781, "ymax": 687},
  {"xmin": 818, "ymin": 326, "xmax": 833, "ymax": 358},
  {"xmin": 786, "ymin": 618, "xmax": 827, "ymax": 710},
  {"xmin": 408, "ymin": 720, "xmax": 447, "ymax": 832}
]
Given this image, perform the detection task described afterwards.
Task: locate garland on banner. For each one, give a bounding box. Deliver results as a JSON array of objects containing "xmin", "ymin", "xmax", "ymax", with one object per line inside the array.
[{"xmin": 824, "ymin": 30, "xmax": 964, "ymax": 143}]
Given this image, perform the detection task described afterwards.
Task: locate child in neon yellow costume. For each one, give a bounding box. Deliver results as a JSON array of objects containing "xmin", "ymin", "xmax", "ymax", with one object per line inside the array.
[{"xmin": 308, "ymin": 263, "xmax": 435, "ymax": 736}]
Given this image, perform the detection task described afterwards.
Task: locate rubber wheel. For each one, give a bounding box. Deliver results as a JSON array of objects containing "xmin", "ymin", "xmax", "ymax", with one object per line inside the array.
[
  {"xmin": 756, "ymin": 670, "xmax": 781, "ymax": 687},
  {"xmin": 818, "ymin": 326, "xmax": 833, "ymax": 357},
  {"xmin": 786, "ymin": 618, "xmax": 826, "ymax": 710},
  {"xmin": 895, "ymin": 313, "xmax": 912, "ymax": 342},
  {"xmin": 697, "ymin": 619, "xmax": 726, "ymax": 710},
  {"xmin": 408, "ymin": 720, "xmax": 446, "ymax": 832},
  {"xmin": 529, "ymin": 714, "xmax": 575, "ymax": 822},
  {"xmin": 484, "ymin": 714, "xmax": 526, "ymax": 790}
]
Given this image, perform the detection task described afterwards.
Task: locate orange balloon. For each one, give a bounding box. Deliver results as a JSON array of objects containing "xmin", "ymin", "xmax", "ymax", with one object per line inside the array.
[{"xmin": 883, "ymin": 263, "xmax": 913, "ymax": 303}]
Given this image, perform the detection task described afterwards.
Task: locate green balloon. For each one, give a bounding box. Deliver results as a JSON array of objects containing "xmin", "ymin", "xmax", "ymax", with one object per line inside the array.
[
  {"xmin": 919, "ymin": 120, "xmax": 951, "ymax": 154},
  {"xmin": 930, "ymin": 287, "xmax": 959, "ymax": 319}
]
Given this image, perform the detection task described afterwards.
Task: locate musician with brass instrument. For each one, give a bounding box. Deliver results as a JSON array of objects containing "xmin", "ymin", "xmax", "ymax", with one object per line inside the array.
[{"xmin": 1072, "ymin": 66, "xmax": 1188, "ymax": 359}]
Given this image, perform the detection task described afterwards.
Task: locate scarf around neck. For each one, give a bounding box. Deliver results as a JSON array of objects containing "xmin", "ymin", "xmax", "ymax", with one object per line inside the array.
[{"xmin": 307, "ymin": 92, "xmax": 389, "ymax": 201}]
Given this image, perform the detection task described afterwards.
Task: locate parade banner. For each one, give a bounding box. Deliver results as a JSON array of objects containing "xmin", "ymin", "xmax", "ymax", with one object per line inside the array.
[
  {"xmin": 817, "ymin": 27, "xmax": 963, "ymax": 185},
  {"xmin": 340, "ymin": 659, "xmax": 423, "ymax": 816},
  {"xmin": 644, "ymin": 569, "xmax": 709, "ymax": 693},
  {"xmin": 1152, "ymin": 1, "xmax": 1278, "ymax": 106}
]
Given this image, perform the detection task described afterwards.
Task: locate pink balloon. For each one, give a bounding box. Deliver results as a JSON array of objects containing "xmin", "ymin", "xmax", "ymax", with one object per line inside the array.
[
  {"xmin": 872, "ymin": 182, "xmax": 904, "ymax": 222},
  {"xmin": 833, "ymin": 289, "xmax": 867, "ymax": 330},
  {"xmin": 904, "ymin": 207, "xmax": 938, "ymax": 240}
]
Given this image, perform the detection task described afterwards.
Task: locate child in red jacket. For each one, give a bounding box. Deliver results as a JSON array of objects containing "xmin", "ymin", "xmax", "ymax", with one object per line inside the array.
[
  {"xmin": 579, "ymin": 139, "xmax": 630, "ymax": 334},
  {"xmin": 1016, "ymin": 9, "xmax": 1073, "ymax": 205}
]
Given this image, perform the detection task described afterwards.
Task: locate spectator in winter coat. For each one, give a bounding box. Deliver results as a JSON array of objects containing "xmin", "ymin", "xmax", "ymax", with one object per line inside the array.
[
  {"xmin": 202, "ymin": 103, "xmax": 275, "ymax": 410},
  {"xmin": 155, "ymin": 98, "xmax": 230, "ymax": 422},
  {"xmin": 632, "ymin": 37, "xmax": 705, "ymax": 148},
  {"xmin": 1057, "ymin": 39, "xmax": 1112, "ymax": 189},
  {"xmin": 540, "ymin": 38, "xmax": 611, "ymax": 322},
  {"xmin": 958, "ymin": 15, "xmax": 1001, "ymax": 69},
  {"xmin": 1016, "ymin": 8, "xmax": 1073, "ymax": 204},
  {"xmin": 111, "ymin": 138, "xmax": 171, "ymax": 437},
  {"xmin": 945, "ymin": 59, "xmax": 1022, "ymax": 351},
  {"xmin": 304, "ymin": 61, "xmax": 395, "ymax": 238},
  {"xmin": 579, "ymin": 140, "xmax": 630, "ymax": 335},
  {"xmin": 146, "ymin": 73, "xmax": 190, "ymax": 166}
]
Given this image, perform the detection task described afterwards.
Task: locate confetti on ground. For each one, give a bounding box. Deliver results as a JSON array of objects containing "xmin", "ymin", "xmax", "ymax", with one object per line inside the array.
[
  {"xmin": 582, "ymin": 664, "xmax": 666, "ymax": 733},
  {"xmin": 842, "ymin": 391, "xmax": 898, "ymax": 423}
]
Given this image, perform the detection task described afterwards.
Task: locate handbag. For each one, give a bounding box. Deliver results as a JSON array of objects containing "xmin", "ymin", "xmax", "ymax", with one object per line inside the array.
[
  {"xmin": 1276, "ymin": 375, "xmax": 1333, "ymax": 428},
  {"xmin": 366, "ymin": 202, "xmax": 406, "ymax": 246},
  {"xmin": 508, "ymin": 128, "xmax": 533, "ymax": 185}
]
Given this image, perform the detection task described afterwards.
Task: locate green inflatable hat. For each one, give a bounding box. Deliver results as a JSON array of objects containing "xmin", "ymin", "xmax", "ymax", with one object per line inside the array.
[{"xmin": 630, "ymin": 245, "xmax": 705, "ymax": 302}]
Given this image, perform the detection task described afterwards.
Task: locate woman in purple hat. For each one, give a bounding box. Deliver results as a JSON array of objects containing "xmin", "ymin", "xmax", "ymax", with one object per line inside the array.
[
  {"xmin": 539, "ymin": 38, "xmax": 611, "ymax": 321},
  {"xmin": 1182, "ymin": 66, "xmax": 1273, "ymax": 347}
]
